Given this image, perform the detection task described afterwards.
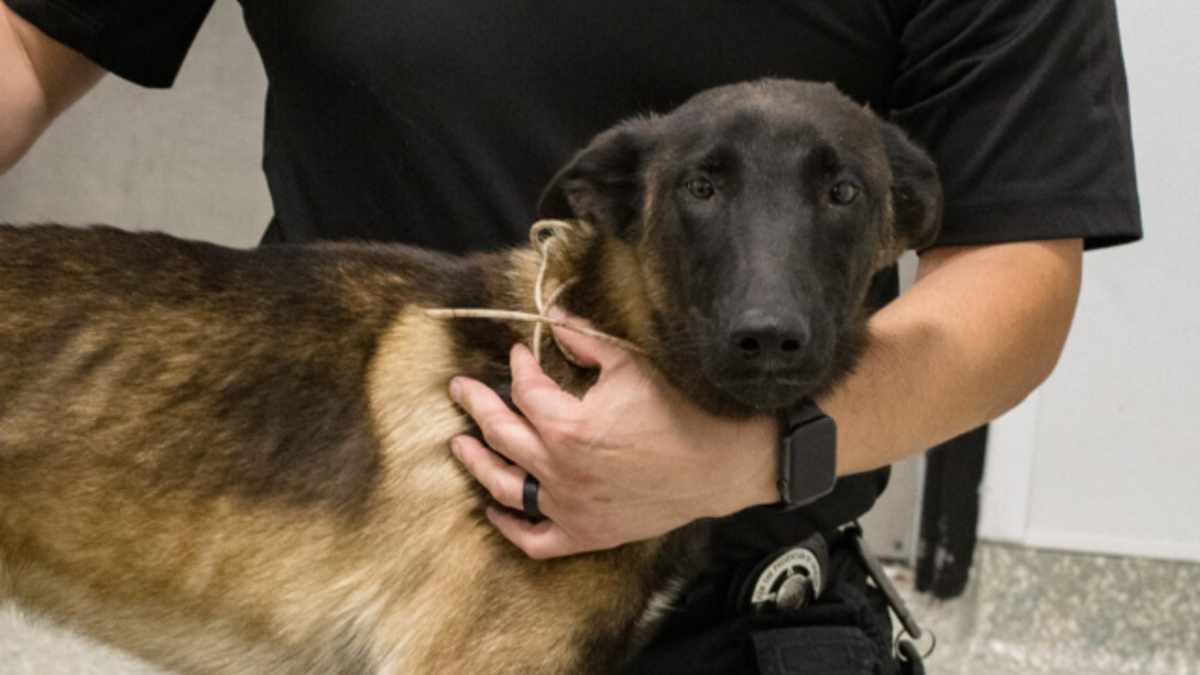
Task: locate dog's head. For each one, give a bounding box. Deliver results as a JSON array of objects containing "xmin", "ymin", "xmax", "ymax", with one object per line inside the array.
[{"xmin": 539, "ymin": 79, "xmax": 941, "ymax": 415}]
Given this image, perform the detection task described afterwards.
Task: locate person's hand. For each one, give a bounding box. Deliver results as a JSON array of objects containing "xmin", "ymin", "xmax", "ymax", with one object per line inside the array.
[{"xmin": 448, "ymin": 315, "xmax": 781, "ymax": 559}]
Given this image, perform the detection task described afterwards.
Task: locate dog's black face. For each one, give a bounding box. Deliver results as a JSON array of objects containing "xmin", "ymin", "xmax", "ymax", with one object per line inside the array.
[{"xmin": 540, "ymin": 80, "xmax": 941, "ymax": 415}]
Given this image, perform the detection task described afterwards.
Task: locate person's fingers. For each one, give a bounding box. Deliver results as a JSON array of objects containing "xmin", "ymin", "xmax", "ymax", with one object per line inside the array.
[
  {"xmin": 450, "ymin": 435, "xmax": 523, "ymax": 508},
  {"xmin": 547, "ymin": 312, "xmax": 632, "ymax": 371},
  {"xmin": 451, "ymin": 435, "xmax": 560, "ymax": 518},
  {"xmin": 485, "ymin": 507, "xmax": 589, "ymax": 559},
  {"xmin": 508, "ymin": 343, "xmax": 585, "ymax": 426},
  {"xmin": 449, "ymin": 375, "xmax": 542, "ymax": 468}
]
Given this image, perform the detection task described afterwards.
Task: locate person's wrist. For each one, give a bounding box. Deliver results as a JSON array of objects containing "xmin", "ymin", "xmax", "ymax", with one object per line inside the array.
[
  {"xmin": 689, "ymin": 414, "xmax": 778, "ymax": 520},
  {"xmin": 726, "ymin": 414, "xmax": 784, "ymax": 514}
]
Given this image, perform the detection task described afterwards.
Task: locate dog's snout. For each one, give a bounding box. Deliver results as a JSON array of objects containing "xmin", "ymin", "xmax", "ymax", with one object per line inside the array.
[{"xmin": 729, "ymin": 309, "xmax": 810, "ymax": 362}]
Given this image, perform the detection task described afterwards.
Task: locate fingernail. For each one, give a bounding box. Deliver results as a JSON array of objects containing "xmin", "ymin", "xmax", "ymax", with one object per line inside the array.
[
  {"xmin": 449, "ymin": 437, "xmax": 461, "ymax": 459},
  {"xmin": 449, "ymin": 377, "xmax": 462, "ymax": 401},
  {"xmin": 546, "ymin": 305, "xmax": 566, "ymax": 321}
]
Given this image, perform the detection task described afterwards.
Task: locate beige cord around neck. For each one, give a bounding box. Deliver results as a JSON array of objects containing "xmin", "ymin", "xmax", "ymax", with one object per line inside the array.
[{"xmin": 423, "ymin": 220, "xmax": 646, "ymax": 364}]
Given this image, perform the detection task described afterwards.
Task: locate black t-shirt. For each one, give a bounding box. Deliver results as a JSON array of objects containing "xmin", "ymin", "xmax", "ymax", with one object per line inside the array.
[
  {"xmin": 8, "ymin": 0, "xmax": 1141, "ymax": 252},
  {"xmin": 7, "ymin": 0, "xmax": 1143, "ymax": 559}
]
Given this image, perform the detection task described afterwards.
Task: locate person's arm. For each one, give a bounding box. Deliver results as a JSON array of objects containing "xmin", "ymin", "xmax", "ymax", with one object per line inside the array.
[
  {"xmin": 823, "ymin": 238, "xmax": 1082, "ymax": 473},
  {"xmin": 0, "ymin": 2, "xmax": 105, "ymax": 174},
  {"xmin": 449, "ymin": 237, "xmax": 1083, "ymax": 559}
]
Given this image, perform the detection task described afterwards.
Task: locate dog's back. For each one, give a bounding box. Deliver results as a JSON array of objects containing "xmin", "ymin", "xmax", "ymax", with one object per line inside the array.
[
  {"xmin": 0, "ymin": 226, "xmax": 412, "ymax": 545},
  {"xmin": 0, "ymin": 225, "xmax": 672, "ymax": 675},
  {"xmin": 0, "ymin": 79, "xmax": 941, "ymax": 675}
]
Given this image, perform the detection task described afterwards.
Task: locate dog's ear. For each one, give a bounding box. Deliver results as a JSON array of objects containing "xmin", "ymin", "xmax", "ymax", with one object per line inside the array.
[
  {"xmin": 882, "ymin": 123, "xmax": 943, "ymax": 252},
  {"xmin": 537, "ymin": 118, "xmax": 655, "ymax": 235}
]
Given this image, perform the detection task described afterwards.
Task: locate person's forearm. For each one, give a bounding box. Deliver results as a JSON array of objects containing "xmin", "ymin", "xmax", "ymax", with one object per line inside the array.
[
  {"xmin": 447, "ymin": 238, "xmax": 1084, "ymax": 557},
  {"xmin": 0, "ymin": 3, "xmax": 104, "ymax": 173},
  {"xmin": 819, "ymin": 238, "xmax": 1084, "ymax": 475}
]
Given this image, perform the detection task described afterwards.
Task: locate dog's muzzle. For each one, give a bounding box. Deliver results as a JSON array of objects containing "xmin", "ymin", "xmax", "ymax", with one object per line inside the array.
[
  {"xmin": 727, "ymin": 307, "xmax": 811, "ymax": 368},
  {"xmin": 700, "ymin": 308, "xmax": 830, "ymax": 408}
]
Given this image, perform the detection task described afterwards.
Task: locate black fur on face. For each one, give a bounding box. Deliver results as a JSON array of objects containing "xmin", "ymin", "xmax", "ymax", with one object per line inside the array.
[{"xmin": 540, "ymin": 79, "xmax": 942, "ymax": 415}]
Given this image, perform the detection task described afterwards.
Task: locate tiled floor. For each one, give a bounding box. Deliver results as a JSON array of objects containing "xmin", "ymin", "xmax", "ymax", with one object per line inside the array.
[{"xmin": 2, "ymin": 542, "xmax": 1197, "ymax": 674}]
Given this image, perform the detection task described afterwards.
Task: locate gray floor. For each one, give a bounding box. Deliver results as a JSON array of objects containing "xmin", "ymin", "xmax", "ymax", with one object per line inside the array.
[
  {"xmin": 897, "ymin": 543, "xmax": 1200, "ymax": 675},
  {"xmin": 2, "ymin": 542, "xmax": 1197, "ymax": 674}
]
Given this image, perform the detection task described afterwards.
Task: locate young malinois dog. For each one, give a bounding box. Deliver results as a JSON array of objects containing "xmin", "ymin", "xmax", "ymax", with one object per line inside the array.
[{"xmin": 0, "ymin": 79, "xmax": 940, "ymax": 675}]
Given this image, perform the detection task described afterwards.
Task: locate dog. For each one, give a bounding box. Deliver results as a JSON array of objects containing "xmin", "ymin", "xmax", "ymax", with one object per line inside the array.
[{"xmin": 0, "ymin": 79, "xmax": 940, "ymax": 675}]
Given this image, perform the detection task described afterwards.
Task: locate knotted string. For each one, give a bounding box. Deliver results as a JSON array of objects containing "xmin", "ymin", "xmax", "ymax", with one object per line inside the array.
[{"xmin": 423, "ymin": 221, "xmax": 645, "ymax": 364}]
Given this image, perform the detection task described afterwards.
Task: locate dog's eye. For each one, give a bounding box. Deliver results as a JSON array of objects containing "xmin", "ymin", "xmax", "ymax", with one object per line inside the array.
[
  {"xmin": 830, "ymin": 181, "xmax": 860, "ymax": 205},
  {"xmin": 686, "ymin": 178, "xmax": 715, "ymax": 200}
]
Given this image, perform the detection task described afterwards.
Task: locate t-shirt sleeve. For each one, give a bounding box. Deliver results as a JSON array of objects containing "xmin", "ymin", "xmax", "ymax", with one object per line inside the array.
[
  {"xmin": 5, "ymin": 0, "xmax": 216, "ymax": 88},
  {"xmin": 890, "ymin": 0, "xmax": 1142, "ymax": 250}
]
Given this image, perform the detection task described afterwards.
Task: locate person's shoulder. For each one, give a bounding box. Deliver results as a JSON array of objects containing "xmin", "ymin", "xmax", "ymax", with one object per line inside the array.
[{"xmin": 5, "ymin": 0, "xmax": 215, "ymax": 88}]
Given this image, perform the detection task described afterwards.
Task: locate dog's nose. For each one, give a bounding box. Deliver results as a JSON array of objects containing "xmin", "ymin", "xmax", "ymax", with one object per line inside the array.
[{"xmin": 729, "ymin": 309, "xmax": 810, "ymax": 363}]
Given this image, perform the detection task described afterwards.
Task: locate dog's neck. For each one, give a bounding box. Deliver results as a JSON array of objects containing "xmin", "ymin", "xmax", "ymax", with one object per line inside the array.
[{"xmin": 486, "ymin": 220, "xmax": 658, "ymax": 394}]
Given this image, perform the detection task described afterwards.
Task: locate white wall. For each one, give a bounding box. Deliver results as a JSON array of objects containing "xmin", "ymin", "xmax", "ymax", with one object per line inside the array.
[
  {"xmin": 980, "ymin": 0, "xmax": 1200, "ymax": 562},
  {"xmin": 0, "ymin": 0, "xmax": 270, "ymax": 245}
]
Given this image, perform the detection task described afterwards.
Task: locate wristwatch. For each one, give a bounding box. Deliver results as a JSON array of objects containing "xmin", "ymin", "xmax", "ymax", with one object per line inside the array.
[{"xmin": 776, "ymin": 400, "xmax": 838, "ymax": 508}]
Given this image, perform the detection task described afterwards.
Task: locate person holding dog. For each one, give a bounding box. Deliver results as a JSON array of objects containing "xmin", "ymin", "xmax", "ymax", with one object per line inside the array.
[{"xmin": 0, "ymin": 1, "xmax": 1141, "ymax": 673}]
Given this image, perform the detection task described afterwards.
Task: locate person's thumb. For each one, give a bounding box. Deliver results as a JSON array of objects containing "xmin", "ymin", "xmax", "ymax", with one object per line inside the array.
[{"xmin": 546, "ymin": 308, "xmax": 630, "ymax": 370}]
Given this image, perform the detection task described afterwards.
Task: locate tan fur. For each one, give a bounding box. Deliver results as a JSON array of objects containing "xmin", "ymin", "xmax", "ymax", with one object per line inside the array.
[
  {"xmin": 0, "ymin": 79, "xmax": 940, "ymax": 675},
  {"xmin": 364, "ymin": 306, "xmax": 679, "ymax": 675},
  {"xmin": 0, "ymin": 223, "xmax": 677, "ymax": 675}
]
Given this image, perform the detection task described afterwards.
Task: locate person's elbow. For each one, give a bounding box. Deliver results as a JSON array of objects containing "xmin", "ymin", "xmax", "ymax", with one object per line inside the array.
[
  {"xmin": 0, "ymin": 87, "xmax": 48, "ymax": 175},
  {"xmin": 989, "ymin": 238, "xmax": 1085, "ymax": 419},
  {"xmin": 0, "ymin": 4, "xmax": 105, "ymax": 174}
]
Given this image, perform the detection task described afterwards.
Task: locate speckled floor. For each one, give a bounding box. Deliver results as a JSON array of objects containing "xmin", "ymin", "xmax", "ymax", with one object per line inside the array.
[
  {"xmin": 896, "ymin": 543, "xmax": 1200, "ymax": 675},
  {"xmin": 1, "ymin": 542, "xmax": 1197, "ymax": 674}
]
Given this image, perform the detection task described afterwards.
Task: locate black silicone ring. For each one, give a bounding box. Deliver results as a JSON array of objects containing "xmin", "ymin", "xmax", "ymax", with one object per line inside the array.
[{"xmin": 522, "ymin": 474, "xmax": 543, "ymax": 521}]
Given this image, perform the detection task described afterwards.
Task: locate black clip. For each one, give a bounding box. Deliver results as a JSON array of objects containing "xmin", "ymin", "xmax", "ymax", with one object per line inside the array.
[{"xmin": 845, "ymin": 524, "xmax": 927, "ymax": 646}]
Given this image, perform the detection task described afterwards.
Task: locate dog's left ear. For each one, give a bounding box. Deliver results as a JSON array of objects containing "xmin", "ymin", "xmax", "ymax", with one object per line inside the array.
[
  {"xmin": 882, "ymin": 123, "xmax": 943, "ymax": 252},
  {"xmin": 537, "ymin": 118, "xmax": 656, "ymax": 236}
]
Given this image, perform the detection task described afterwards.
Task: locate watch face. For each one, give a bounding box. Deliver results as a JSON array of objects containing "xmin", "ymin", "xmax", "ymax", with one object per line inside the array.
[{"xmin": 783, "ymin": 412, "xmax": 837, "ymax": 506}]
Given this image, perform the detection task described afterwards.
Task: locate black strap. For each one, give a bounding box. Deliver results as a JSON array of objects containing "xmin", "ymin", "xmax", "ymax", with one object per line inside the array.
[
  {"xmin": 897, "ymin": 639, "xmax": 927, "ymax": 675},
  {"xmin": 753, "ymin": 626, "xmax": 878, "ymax": 675}
]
